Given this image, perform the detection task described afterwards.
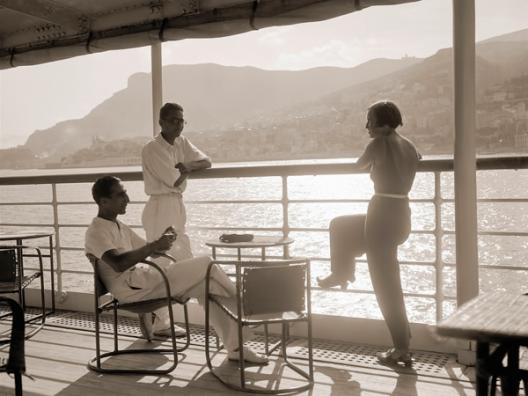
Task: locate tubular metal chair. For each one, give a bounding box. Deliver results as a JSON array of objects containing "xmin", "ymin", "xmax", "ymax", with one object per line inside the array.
[
  {"xmin": 0, "ymin": 245, "xmax": 47, "ymax": 339},
  {"xmin": 0, "ymin": 297, "xmax": 25, "ymax": 396},
  {"xmin": 204, "ymin": 257, "xmax": 313, "ymax": 394},
  {"xmin": 86, "ymin": 254, "xmax": 191, "ymax": 375}
]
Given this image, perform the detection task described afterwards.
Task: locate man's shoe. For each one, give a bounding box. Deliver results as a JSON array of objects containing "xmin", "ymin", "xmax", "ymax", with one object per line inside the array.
[
  {"xmin": 138, "ymin": 313, "xmax": 153, "ymax": 342},
  {"xmin": 153, "ymin": 324, "xmax": 187, "ymax": 338},
  {"xmin": 228, "ymin": 347, "xmax": 269, "ymax": 365}
]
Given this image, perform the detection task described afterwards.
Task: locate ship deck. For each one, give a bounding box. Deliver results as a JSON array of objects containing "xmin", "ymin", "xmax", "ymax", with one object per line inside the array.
[{"xmin": 0, "ymin": 310, "xmax": 481, "ymax": 396}]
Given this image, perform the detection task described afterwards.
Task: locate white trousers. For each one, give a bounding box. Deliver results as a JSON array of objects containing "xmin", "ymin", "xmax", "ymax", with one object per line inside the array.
[
  {"xmin": 142, "ymin": 194, "xmax": 193, "ymax": 261},
  {"xmin": 119, "ymin": 256, "xmax": 244, "ymax": 351}
]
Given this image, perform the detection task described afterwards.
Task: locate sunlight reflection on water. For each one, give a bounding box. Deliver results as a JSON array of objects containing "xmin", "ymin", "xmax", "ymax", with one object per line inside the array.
[{"xmin": 2, "ymin": 165, "xmax": 528, "ymax": 324}]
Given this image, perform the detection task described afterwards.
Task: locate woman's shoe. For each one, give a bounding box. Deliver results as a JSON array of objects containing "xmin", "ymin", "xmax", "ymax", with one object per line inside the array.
[
  {"xmin": 376, "ymin": 348, "xmax": 413, "ymax": 367},
  {"xmin": 317, "ymin": 273, "xmax": 349, "ymax": 290}
]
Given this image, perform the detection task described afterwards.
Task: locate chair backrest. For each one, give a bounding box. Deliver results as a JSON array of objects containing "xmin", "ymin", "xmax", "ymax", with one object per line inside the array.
[
  {"xmin": 0, "ymin": 297, "xmax": 25, "ymax": 374},
  {"xmin": 0, "ymin": 249, "xmax": 17, "ymax": 283},
  {"xmin": 86, "ymin": 254, "xmax": 109, "ymax": 298},
  {"xmin": 242, "ymin": 263, "xmax": 306, "ymax": 316}
]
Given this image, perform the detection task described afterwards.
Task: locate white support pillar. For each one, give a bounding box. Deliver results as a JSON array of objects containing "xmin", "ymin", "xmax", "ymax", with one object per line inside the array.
[
  {"xmin": 453, "ymin": 0, "xmax": 479, "ymax": 306},
  {"xmin": 151, "ymin": 42, "xmax": 163, "ymax": 137}
]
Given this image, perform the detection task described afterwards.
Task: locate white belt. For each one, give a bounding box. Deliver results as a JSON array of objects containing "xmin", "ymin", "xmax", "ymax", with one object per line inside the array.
[
  {"xmin": 149, "ymin": 192, "xmax": 183, "ymax": 198},
  {"xmin": 374, "ymin": 193, "xmax": 408, "ymax": 199}
]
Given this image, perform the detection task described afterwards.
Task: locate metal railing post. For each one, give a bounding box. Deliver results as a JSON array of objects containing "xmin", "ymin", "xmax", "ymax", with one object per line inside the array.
[
  {"xmin": 51, "ymin": 183, "xmax": 62, "ymax": 296},
  {"xmin": 434, "ymin": 171, "xmax": 444, "ymax": 322},
  {"xmin": 151, "ymin": 43, "xmax": 162, "ymax": 137},
  {"xmin": 282, "ymin": 175, "xmax": 290, "ymax": 258}
]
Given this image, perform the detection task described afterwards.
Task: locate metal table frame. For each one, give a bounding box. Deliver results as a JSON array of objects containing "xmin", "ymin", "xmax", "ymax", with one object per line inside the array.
[{"xmin": 437, "ymin": 292, "xmax": 528, "ymax": 395}]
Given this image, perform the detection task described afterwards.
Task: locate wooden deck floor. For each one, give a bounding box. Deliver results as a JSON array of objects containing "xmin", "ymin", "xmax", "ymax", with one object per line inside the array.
[{"xmin": 0, "ymin": 322, "xmax": 481, "ymax": 396}]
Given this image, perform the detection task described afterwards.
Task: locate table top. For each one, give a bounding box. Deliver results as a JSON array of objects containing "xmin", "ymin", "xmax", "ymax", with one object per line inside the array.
[
  {"xmin": 0, "ymin": 231, "xmax": 53, "ymax": 241},
  {"xmin": 205, "ymin": 235, "xmax": 294, "ymax": 249},
  {"xmin": 436, "ymin": 292, "xmax": 528, "ymax": 344}
]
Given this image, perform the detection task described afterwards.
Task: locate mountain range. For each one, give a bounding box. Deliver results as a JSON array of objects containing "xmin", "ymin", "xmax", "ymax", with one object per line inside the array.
[{"xmin": 4, "ymin": 27, "xmax": 528, "ymax": 166}]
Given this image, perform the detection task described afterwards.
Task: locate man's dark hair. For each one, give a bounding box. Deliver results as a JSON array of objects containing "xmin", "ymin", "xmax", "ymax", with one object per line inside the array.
[
  {"xmin": 159, "ymin": 102, "xmax": 183, "ymax": 121},
  {"xmin": 368, "ymin": 100, "xmax": 403, "ymax": 129},
  {"xmin": 92, "ymin": 175, "xmax": 121, "ymax": 204}
]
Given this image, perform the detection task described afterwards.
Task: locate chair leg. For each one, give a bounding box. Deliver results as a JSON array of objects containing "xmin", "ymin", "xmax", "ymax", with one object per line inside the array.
[
  {"xmin": 113, "ymin": 304, "xmax": 118, "ymax": 352},
  {"xmin": 94, "ymin": 308, "xmax": 101, "ymax": 369},
  {"xmin": 490, "ymin": 375, "xmax": 497, "ymax": 396},
  {"xmin": 177, "ymin": 303, "xmax": 191, "ymax": 352},
  {"xmin": 14, "ymin": 371, "xmax": 22, "ymax": 396},
  {"xmin": 88, "ymin": 306, "xmax": 178, "ymax": 375}
]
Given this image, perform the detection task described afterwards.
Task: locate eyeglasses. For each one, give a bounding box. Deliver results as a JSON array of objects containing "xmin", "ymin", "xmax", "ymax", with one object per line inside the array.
[{"xmin": 165, "ymin": 117, "xmax": 187, "ymax": 126}]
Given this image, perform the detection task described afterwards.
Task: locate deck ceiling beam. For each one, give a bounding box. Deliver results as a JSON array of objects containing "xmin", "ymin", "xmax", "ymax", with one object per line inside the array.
[{"xmin": 0, "ymin": 0, "xmax": 85, "ymax": 31}]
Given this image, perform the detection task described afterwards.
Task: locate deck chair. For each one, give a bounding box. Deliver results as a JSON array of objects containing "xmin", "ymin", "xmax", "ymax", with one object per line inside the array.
[
  {"xmin": 86, "ymin": 254, "xmax": 191, "ymax": 374},
  {"xmin": 0, "ymin": 246, "xmax": 46, "ymax": 339},
  {"xmin": 0, "ymin": 297, "xmax": 25, "ymax": 396},
  {"xmin": 204, "ymin": 257, "xmax": 314, "ymax": 394}
]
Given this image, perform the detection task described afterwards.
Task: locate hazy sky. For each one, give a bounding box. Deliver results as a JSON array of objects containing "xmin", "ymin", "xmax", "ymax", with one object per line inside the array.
[{"xmin": 1, "ymin": 0, "xmax": 527, "ymax": 148}]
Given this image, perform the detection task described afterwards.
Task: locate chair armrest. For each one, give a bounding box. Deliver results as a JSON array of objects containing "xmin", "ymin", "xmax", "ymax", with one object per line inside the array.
[
  {"xmin": 140, "ymin": 259, "xmax": 173, "ymax": 301},
  {"xmin": 0, "ymin": 245, "xmax": 44, "ymax": 279},
  {"xmin": 0, "ymin": 244, "xmax": 42, "ymax": 257},
  {"xmin": 154, "ymin": 252, "xmax": 178, "ymax": 263}
]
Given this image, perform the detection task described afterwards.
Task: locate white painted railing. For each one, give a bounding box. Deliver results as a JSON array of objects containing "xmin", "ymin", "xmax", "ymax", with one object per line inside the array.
[{"xmin": 1, "ymin": 156, "xmax": 528, "ymax": 325}]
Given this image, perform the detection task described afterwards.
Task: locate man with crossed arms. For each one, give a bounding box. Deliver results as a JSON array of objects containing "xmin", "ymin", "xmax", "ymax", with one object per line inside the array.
[{"xmin": 141, "ymin": 102, "xmax": 211, "ymax": 337}]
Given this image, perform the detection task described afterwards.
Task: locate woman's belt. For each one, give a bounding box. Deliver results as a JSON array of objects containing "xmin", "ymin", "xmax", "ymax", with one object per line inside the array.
[
  {"xmin": 149, "ymin": 191, "xmax": 183, "ymax": 198},
  {"xmin": 374, "ymin": 192, "xmax": 408, "ymax": 199}
]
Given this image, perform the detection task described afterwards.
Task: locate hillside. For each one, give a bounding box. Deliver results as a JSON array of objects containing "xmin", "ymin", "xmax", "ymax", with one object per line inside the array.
[
  {"xmin": 7, "ymin": 28, "xmax": 528, "ymax": 168},
  {"xmin": 22, "ymin": 57, "xmax": 420, "ymax": 161}
]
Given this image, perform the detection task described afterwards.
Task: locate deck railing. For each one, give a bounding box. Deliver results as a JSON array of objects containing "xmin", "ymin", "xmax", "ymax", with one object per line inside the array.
[{"xmin": 1, "ymin": 155, "xmax": 528, "ymax": 325}]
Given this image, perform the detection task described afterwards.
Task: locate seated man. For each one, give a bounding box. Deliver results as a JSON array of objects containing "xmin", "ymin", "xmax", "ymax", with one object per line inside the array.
[{"xmin": 84, "ymin": 175, "xmax": 267, "ymax": 364}]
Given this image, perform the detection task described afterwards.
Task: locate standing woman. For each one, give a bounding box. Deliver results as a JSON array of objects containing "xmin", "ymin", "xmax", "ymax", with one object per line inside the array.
[{"xmin": 318, "ymin": 100, "xmax": 420, "ymax": 364}]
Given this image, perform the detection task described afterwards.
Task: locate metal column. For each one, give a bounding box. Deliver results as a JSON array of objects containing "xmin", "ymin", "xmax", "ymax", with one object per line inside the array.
[
  {"xmin": 151, "ymin": 43, "xmax": 163, "ymax": 136},
  {"xmin": 453, "ymin": 0, "xmax": 479, "ymax": 306}
]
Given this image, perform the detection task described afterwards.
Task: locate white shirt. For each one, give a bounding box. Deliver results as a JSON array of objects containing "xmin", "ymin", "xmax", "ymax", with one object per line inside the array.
[
  {"xmin": 85, "ymin": 217, "xmax": 148, "ymax": 295},
  {"xmin": 141, "ymin": 134, "xmax": 208, "ymax": 195}
]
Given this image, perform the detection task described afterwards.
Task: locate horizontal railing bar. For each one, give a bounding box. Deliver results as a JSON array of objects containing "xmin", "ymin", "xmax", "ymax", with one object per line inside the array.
[
  {"xmin": 441, "ymin": 198, "xmax": 528, "ymax": 203},
  {"xmin": 0, "ymin": 223, "xmax": 54, "ymax": 227},
  {"xmin": 21, "ymin": 223, "xmax": 437, "ymax": 236},
  {"xmin": 0, "ymin": 202, "xmax": 52, "ymax": 205},
  {"xmin": 5, "ymin": 197, "xmax": 528, "ymax": 206},
  {"xmin": 476, "ymin": 198, "xmax": 528, "ymax": 203},
  {"xmin": 2, "ymin": 156, "xmax": 528, "ymax": 186},
  {"xmin": 52, "ymin": 224, "xmax": 145, "ymax": 229},
  {"xmin": 308, "ymin": 257, "xmax": 440, "ymax": 267},
  {"xmin": 187, "ymin": 200, "xmax": 282, "ymax": 204},
  {"xmin": 11, "ymin": 222, "xmax": 528, "ymax": 238},
  {"xmin": 478, "ymin": 231, "xmax": 528, "ymax": 237},
  {"xmin": 443, "ymin": 262, "xmax": 528, "ymax": 271},
  {"xmin": 289, "ymin": 199, "xmax": 370, "ymax": 204},
  {"xmin": 287, "ymin": 227, "xmax": 435, "ymax": 234},
  {"xmin": 479, "ymin": 264, "xmax": 528, "ymax": 271},
  {"xmin": 58, "ymin": 247, "xmax": 437, "ymax": 268},
  {"xmin": 442, "ymin": 230, "xmax": 528, "ymax": 237},
  {"xmin": 287, "ymin": 198, "xmax": 434, "ymax": 204},
  {"xmin": 188, "ymin": 226, "xmax": 283, "ymax": 232},
  {"xmin": 312, "ymin": 287, "xmax": 437, "ymax": 299}
]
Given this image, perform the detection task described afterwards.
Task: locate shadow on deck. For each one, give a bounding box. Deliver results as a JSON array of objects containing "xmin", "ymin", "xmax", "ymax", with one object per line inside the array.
[{"xmin": 0, "ymin": 309, "xmax": 477, "ymax": 395}]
